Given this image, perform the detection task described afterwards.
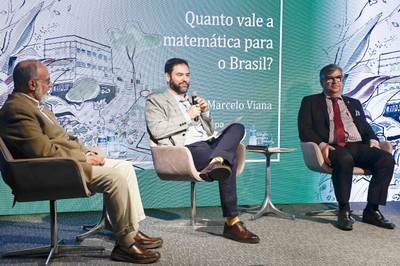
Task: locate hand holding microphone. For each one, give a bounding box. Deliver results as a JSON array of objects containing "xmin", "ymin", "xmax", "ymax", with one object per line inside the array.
[{"xmin": 189, "ymin": 90, "xmax": 208, "ymax": 121}]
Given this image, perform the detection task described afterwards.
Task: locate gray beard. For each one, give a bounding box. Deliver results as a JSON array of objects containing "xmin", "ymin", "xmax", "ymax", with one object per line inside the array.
[
  {"xmin": 38, "ymin": 94, "xmax": 48, "ymax": 104},
  {"xmin": 35, "ymin": 87, "xmax": 48, "ymax": 104}
]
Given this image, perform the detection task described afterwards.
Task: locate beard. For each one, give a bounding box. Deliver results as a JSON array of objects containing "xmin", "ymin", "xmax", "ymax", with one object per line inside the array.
[
  {"xmin": 34, "ymin": 84, "xmax": 48, "ymax": 104},
  {"xmin": 169, "ymin": 80, "xmax": 189, "ymax": 95}
]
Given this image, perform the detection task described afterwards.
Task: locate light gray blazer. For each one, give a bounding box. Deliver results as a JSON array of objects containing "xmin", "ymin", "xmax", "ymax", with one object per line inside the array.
[{"xmin": 145, "ymin": 89, "xmax": 214, "ymax": 146}]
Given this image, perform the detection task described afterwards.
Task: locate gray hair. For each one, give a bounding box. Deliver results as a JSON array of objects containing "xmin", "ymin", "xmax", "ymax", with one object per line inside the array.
[
  {"xmin": 319, "ymin": 64, "xmax": 343, "ymax": 84},
  {"xmin": 12, "ymin": 60, "xmax": 39, "ymax": 93}
]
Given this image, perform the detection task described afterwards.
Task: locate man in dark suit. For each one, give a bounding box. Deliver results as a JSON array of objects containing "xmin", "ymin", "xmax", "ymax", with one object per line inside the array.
[{"xmin": 298, "ymin": 64, "xmax": 395, "ymax": 231}]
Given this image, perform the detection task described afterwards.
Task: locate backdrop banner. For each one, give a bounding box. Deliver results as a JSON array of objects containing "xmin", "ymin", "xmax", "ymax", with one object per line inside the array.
[{"xmin": 0, "ymin": 0, "xmax": 399, "ymax": 214}]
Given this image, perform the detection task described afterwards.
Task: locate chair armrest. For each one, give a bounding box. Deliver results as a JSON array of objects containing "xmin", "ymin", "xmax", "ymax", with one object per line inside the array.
[
  {"xmin": 380, "ymin": 141, "xmax": 393, "ymax": 153},
  {"xmin": 300, "ymin": 141, "xmax": 392, "ymax": 176},
  {"xmin": 150, "ymin": 145, "xmax": 203, "ymax": 181},
  {"xmin": 300, "ymin": 142, "xmax": 332, "ymax": 174},
  {"xmin": 7, "ymin": 157, "xmax": 91, "ymax": 202},
  {"xmin": 236, "ymin": 143, "xmax": 246, "ymax": 176}
]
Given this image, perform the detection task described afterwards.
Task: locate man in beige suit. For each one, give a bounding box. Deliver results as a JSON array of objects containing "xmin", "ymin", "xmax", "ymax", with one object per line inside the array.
[{"xmin": 0, "ymin": 60, "xmax": 161, "ymax": 264}]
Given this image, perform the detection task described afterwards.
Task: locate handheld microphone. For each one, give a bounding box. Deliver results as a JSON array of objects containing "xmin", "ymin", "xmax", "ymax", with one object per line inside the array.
[
  {"xmin": 191, "ymin": 90, "xmax": 198, "ymax": 105},
  {"xmin": 191, "ymin": 91, "xmax": 199, "ymax": 121}
]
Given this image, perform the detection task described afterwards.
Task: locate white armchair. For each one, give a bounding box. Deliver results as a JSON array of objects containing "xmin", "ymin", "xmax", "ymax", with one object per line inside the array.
[
  {"xmin": 300, "ymin": 141, "xmax": 393, "ymax": 216},
  {"xmin": 149, "ymin": 135, "xmax": 246, "ymax": 227}
]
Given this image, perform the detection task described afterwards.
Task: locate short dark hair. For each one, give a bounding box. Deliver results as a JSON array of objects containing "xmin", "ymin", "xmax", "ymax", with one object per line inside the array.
[
  {"xmin": 12, "ymin": 60, "xmax": 39, "ymax": 93},
  {"xmin": 319, "ymin": 64, "xmax": 343, "ymax": 83},
  {"xmin": 164, "ymin": 58, "xmax": 189, "ymax": 75}
]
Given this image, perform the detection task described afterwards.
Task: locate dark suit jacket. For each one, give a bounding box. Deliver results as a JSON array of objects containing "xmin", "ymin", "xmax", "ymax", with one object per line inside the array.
[
  {"xmin": 298, "ymin": 92, "xmax": 378, "ymax": 145},
  {"xmin": 0, "ymin": 92, "xmax": 92, "ymax": 182}
]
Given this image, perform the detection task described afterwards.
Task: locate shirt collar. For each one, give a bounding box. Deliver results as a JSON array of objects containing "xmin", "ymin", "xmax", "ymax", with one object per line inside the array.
[
  {"xmin": 20, "ymin": 93, "xmax": 42, "ymax": 108},
  {"xmin": 324, "ymin": 93, "xmax": 343, "ymax": 101},
  {"xmin": 167, "ymin": 88, "xmax": 189, "ymax": 103}
]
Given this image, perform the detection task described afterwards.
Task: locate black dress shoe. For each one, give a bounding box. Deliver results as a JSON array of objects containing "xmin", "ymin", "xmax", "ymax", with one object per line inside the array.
[
  {"xmin": 362, "ymin": 209, "xmax": 396, "ymax": 229},
  {"xmin": 134, "ymin": 230, "xmax": 163, "ymax": 249},
  {"xmin": 200, "ymin": 161, "xmax": 231, "ymax": 181},
  {"xmin": 111, "ymin": 242, "xmax": 161, "ymax": 264},
  {"xmin": 337, "ymin": 210, "xmax": 353, "ymax": 231},
  {"xmin": 222, "ymin": 222, "xmax": 260, "ymax": 244}
]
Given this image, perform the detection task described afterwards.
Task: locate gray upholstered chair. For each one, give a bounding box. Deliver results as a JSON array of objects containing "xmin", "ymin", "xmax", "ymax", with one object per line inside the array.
[
  {"xmin": 148, "ymin": 135, "xmax": 246, "ymax": 227},
  {"xmin": 300, "ymin": 141, "xmax": 393, "ymax": 215},
  {"xmin": 0, "ymin": 137, "xmax": 104, "ymax": 265}
]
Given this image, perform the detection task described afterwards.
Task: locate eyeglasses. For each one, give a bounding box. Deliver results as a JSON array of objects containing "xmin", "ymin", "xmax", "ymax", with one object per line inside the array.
[
  {"xmin": 324, "ymin": 75, "xmax": 343, "ymax": 83},
  {"xmin": 35, "ymin": 78, "xmax": 52, "ymax": 86}
]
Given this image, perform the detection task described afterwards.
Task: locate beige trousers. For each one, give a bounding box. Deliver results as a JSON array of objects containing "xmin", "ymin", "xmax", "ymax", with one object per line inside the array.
[{"xmin": 88, "ymin": 159, "xmax": 145, "ymax": 247}]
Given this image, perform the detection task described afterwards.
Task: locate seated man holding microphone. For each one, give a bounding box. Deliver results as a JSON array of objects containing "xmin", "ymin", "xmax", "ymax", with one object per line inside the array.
[{"xmin": 145, "ymin": 57, "xmax": 260, "ymax": 243}]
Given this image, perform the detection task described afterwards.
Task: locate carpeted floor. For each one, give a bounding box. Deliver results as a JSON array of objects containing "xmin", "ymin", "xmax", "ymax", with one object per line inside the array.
[{"xmin": 0, "ymin": 202, "xmax": 400, "ymax": 265}]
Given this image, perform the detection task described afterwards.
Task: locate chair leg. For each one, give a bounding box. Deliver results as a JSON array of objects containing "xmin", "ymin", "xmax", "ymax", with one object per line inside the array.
[
  {"xmin": 189, "ymin": 182, "xmax": 224, "ymax": 228},
  {"xmin": 306, "ymin": 209, "xmax": 339, "ymax": 216},
  {"xmin": 76, "ymin": 205, "xmax": 107, "ymax": 241},
  {"xmin": 190, "ymin": 181, "xmax": 197, "ymax": 228},
  {"xmin": 305, "ymin": 203, "xmax": 339, "ymax": 216},
  {"xmin": 2, "ymin": 200, "xmax": 104, "ymax": 265},
  {"xmin": 305, "ymin": 203, "xmax": 356, "ymax": 223}
]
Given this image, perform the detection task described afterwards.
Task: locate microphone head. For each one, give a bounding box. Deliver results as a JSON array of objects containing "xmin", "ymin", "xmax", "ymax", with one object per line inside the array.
[
  {"xmin": 191, "ymin": 90, "xmax": 198, "ymax": 97},
  {"xmin": 191, "ymin": 90, "xmax": 198, "ymax": 105},
  {"xmin": 190, "ymin": 90, "xmax": 199, "ymax": 120}
]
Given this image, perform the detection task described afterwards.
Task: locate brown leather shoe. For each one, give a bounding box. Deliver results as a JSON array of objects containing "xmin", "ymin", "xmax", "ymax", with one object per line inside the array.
[
  {"xmin": 134, "ymin": 230, "xmax": 163, "ymax": 249},
  {"xmin": 110, "ymin": 242, "xmax": 161, "ymax": 264},
  {"xmin": 200, "ymin": 161, "xmax": 231, "ymax": 181},
  {"xmin": 223, "ymin": 222, "xmax": 260, "ymax": 244}
]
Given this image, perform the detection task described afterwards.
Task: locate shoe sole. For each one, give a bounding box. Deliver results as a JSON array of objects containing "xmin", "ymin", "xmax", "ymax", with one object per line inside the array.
[
  {"xmin": 199, "ymin": 172, "xmax": 213, "ymax": 182},
  {"xmin": 337, "ymin": 224, "xmax": 353, "ymax": 231},
  {"xmin": 138, "ymin": 242, "xmax": 163, "ymax": 249},
  {"xmin": 111, "ymin": 252, "xmax": 160, "ymax": 264},
  {"xmin": 361, "ymin": 218, "xmax": 396, "ymax": 229},
  {"xmin": 222, "ymin": 233, "xmax": 260, "ymax": 244},
  {"xmin": 200, "ymin": 168, "xmax": 231, "ymax": 182}
]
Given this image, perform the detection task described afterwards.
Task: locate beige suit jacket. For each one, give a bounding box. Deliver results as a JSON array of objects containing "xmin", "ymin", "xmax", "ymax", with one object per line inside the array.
[
  {"xmin": 0, "ymin": 92, "xmax": 92, "ymax": 182},
  {"xmin": 145, "ymin": 89, "xmax": 214, "ymax": 146}
]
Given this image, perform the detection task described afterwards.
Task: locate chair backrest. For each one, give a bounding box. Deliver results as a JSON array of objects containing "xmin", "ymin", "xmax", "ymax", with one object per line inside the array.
[
  {"xmin": 0, "ymin": 136, "xmax": 92, "ymax": 202},
  {"xmin": 300, "ymin": 141, "xmax": 393, "ymax": 175},
  {"xmin": 148, "ymin": 135, "xmax": 245, "ymax": 182},
  {"xmin": 0, "ymin": 137, "xmax": 14, "ymax": 188}
]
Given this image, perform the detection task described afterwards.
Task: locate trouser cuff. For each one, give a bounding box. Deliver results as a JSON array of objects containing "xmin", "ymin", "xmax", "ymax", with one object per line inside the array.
[{"xmin": 114, "ymin": 226, "xmax": 137, "ymax": 248}]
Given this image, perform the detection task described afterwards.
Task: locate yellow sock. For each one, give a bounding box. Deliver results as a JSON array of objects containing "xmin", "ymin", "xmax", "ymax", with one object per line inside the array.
[
  {"xmin": 226, "ymin": 216, "xmax": 240, "ymax": 226},
  {"xmin": 210, "ymin": 157, "xmax": 224, "ymax": 164}
]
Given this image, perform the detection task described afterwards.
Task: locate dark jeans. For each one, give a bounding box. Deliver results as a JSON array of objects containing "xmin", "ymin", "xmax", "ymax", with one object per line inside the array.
[
  {"xmin": 329, "ymin": 142, "xmax": 395, "ymax": 205},
  {"xmin": 186, "ymin": 123, "xmax": 245, "ymax": 217}
]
